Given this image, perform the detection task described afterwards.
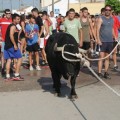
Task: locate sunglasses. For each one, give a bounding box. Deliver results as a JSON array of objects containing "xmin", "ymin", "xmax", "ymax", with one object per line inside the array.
[
  {"xmin": 6, "ymin": 13, "xmax": 11, "ymax": 14},
  {"xmin": 105, "ymin": 9, "xmax": 111, "ymax": 11}
]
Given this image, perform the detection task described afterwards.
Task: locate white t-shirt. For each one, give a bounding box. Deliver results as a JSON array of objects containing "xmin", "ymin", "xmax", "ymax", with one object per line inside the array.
[{"xmin": 50, "ymin": 17, "xmax": 57, "ymax": 30}]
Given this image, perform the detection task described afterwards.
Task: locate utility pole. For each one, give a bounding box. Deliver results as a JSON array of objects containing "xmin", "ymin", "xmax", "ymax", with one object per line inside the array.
[
  {"xmin": 10, "ymin": 0, "xmax": 12, "ymax": 10},
  {"xmin": 2, "ymin": 0, "xmax": 3, "ymax": 11},
  {"xmin": 33, "ymin": 0, "xmax": 34, "ymax": 7},
  {"xmin": 68, "ymin": 0, "xmax": 69, "ymax": 10},
  {"xmin": 78, "ymin": 0, "xmax": 81, "ymax": 8},
  {"xmin": 52, "ymin": 0, "xmax": 54, "ymax": 12},
  {"xmin": 19, "ymin": 0, "xmax": 21, "ymax": 10},
  {"xmin": 40, "ymin": 0, "xmax": 41, "ymax": 10}
]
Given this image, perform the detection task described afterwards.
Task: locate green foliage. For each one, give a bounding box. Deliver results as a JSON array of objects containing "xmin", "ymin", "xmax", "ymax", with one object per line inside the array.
[{"xmin": 105, "ymin": 0, "xmax": 120, "ymax": 13}]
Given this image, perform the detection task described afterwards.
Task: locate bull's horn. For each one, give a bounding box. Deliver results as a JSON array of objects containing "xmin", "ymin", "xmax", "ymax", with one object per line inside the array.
[
  {"xmin": 79, "ymin": 48, "xmax": 87, "ymax": 54},
  {"xmin": 54, "ymin": 43, "xmax": 63, "ymax": 51}
]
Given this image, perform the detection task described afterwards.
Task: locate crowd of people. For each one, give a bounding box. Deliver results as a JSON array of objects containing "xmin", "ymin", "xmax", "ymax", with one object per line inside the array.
[{"xmin": 0, "ymin": 4, "xmax": 120, "ymax": 81}]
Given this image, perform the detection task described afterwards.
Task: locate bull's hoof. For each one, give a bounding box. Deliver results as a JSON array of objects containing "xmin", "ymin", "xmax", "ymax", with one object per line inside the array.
[
  {"xmin": 54, "ymin": 92, "xmax": 61, "ymax": 97},
  {"xmin": 69, "ymin": 94, "xmax": 78, "ymax": 100}
]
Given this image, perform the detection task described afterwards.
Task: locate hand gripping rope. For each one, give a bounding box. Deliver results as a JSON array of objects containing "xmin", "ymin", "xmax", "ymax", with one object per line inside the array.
[
  {"xmin": 56, "ymin": 43, "xmax": 120, "ymax": 97},
  {"xmin": 83, "ymin": 37, "xmax": 120, "ymax": 61}
]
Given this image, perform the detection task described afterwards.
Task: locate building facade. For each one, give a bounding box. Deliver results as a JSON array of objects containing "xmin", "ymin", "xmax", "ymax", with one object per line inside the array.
[{"xmin": 41, "ymin": 0, "xmax": 105, "ymax": 16}]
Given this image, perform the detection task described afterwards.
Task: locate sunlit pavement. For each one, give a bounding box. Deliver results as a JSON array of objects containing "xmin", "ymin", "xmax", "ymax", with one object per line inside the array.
[{"xmin": 0, "ymin": 57, "xmax": 120, "ymax": 120}]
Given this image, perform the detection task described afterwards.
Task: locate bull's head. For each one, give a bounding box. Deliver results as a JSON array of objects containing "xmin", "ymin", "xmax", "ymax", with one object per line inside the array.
[{"xmin": 54, "ymin": 43, "xmax": 90, "ymax": 68}]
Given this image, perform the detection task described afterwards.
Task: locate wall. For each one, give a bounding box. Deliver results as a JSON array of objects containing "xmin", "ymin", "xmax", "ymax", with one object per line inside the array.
[{"xmin": 69, "ymin": 2, "xmax": 105, "ymax": 14}]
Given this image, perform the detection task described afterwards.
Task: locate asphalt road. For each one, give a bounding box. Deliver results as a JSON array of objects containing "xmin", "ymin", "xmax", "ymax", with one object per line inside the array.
[{"xmin": 0, "ymin": 57, "xmax": 120, "ymax": 120}]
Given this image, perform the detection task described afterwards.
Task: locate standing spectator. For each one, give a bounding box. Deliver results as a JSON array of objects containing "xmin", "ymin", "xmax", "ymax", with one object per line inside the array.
[
  {"xmin": 25, "ymin": 14, "xmax": 41, "ymax": 71},
  {"xmin": 59, "ymin": 16, "xmax": 65, "ymax": 32},
  {"xmin": 0, "ymin": 9, "xmax": 12, "ymax": 76},
  {"xmin": 31, "ymin": 8, "xmax": 44, "ymax": 48},
  {"xmin": 41, "ymin": 11, "xmax": 49, "ymax": 66},
  {"xmin": 112, "ymin": 12, "xmax": 120, "ymax": 71},
  {"xmin": 97, "ymin": 5, "xmax": 116, "ymax": 79},
  {"xmin": 117, "ymin": 12, "xmax": 120, "ymax": 37},
  {"xmin": 31, "ymin": 8, "xmax": 44, "ymax": 67},
  {"xmin": 63, "ymin": 8, "xmax": 83, "ymax": 47},
  {"xmin": 80, "ymin": 7, "xmax": 96, "ymax": 51},
  {"xmin": 57, "ymin": 14, "xmax": 62, "ymax": 31},
  {"xmin": 49, "ymin": 11, "xmax": 57, "ymax": 34},
  {"xmin": 19, "ymin": 14, "xmax": 26, "ymax": 54},
  {"xmin": 4, "ymin": 13, "xmax": 23, "ymax": 81}
]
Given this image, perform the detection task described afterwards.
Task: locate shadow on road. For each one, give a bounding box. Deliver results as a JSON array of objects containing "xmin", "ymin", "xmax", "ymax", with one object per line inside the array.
[{"xmin": 37, "ymin": 77, "xmax": 71, "ymax": 98}]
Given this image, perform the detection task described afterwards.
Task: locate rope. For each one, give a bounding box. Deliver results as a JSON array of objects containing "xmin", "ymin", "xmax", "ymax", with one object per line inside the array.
[
  {"xmin": 62, "ymin": 44, "xmax": 81, "ymax": 62},
  {"xmin": 60, "ymin": 44, "xmax": 120, "ymax": 96},
  {"xmin": 82, "ymin": 38, "xmax": 120, "ymax": 61},
  {"xmin": 87, "ymin": 65, "xmax": 120, "ymax": 96}
]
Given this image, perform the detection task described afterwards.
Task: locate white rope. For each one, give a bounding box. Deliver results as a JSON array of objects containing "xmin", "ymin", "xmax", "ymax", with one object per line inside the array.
[
  {"xmin": 82, "ymin": 38, "xmax": 120, "ymax": 61},
  {"xmin": 60, "ymin": 44, "xmax": 120, "ymax": 97},
  {"xmin": 87, "ymin": 65, "xmax": 120, "ymax": 96},
  {"xmin": 62, "ymin": 44, "xmax": 80, "ymax": 62}
]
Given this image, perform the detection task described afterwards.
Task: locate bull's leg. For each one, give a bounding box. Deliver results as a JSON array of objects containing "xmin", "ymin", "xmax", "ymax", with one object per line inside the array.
[
  {"xmin": 70, "ymin": 75, "xmax": 78, "ymax": 99},
  {"xmin": 52, "ymin": 72, "xmax": 62, "ymax": 97}
]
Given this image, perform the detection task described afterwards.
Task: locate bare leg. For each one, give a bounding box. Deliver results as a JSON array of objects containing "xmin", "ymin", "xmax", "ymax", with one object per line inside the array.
[
  {"xmin": 29, "ymin": 52, "xmax": 33, "ymax": 66},
  {"xmin": 1, "ymin": 53, "xmax": 5, "ymax": 69},
  {"xmin": 15, "ymin": 58, "xmax": 22, "ymax": 74},
  {"xmin": 98, "ymin": 52, "xmax": 105, "ymax": 73},
  {"xmin": 41, "ymin": 48, "xmax": 48, "ymax": 63},
  {"xmin": 6, "ymin": 59, "xmax": 11, "ymax": 75},
  {"xmin": 35, "ymin": 52, "xmax": 39, "ymax": 66},
  {"xmin": 112, "ymin": 48, "xmax": 117, "ymax": 67},
  {"xmin": 20, "ymin": 38, "xmax": 26, "ymax": 54},
  {"xmin": 104, "ymin": 53, "xmax": 110, "ymax": 73}
]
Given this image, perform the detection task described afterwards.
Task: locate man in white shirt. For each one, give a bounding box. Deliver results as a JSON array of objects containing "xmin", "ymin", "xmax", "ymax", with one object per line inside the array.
[{"xmin": 49, "ymin": 11, "xmax": 57, "ymax": 34}]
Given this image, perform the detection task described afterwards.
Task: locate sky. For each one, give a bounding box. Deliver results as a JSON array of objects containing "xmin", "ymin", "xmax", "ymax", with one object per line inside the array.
[
  {"xmin": 0, "ymin": 0, "xmax": 41, "ymax": 11},
  {"xmin": 0, "ymin": 0, "xmax": 105, "ymax": 11},
  {"xmin": 0, "ymin": 0, "xmax": 77, "ymax": 11}
]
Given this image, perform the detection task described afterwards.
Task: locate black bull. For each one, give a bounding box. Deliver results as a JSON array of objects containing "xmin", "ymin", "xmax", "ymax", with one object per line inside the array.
[{"xmin": 45, "ymin": 33, "xmax": 80, "ymax": 98}]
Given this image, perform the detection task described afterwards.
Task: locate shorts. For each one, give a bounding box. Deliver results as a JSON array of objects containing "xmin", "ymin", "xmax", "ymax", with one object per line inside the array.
[
  {"xmin": 52, "ymin": 29, "xmax": 57, "ymax": 34},
  {"xmin": 26, "ymin": 43, "xmax": 40, "ymax": 52},
  {"xmin": 100, "ymin": 42, "xmax": 113, "ymax": 53},
  {"xmin": 44, "ymin": 39, "xmax": 48, "ymax": 47},
  {"xmin": 113, "ymin": 41, "xmax": 117, "ymax": 49},
  {"xmin": 1, "ymin": 42, "xmax": 5, "ymax": 52},
  {"xmin": 82, "ymin": 42, "xmax": 90, "ymax": 50},
  {"xmin": 4, "ymin": 47, "xmax": 22, "ymax": 60},
  {"xmin": 40, "ymin": 38, "xmax": 44, "ymax": 48}
]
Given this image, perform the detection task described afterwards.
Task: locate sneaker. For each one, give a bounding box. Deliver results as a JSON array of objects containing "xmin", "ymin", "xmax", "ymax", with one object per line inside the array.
[
  {"xmin": 36, "ymin": 66, "xmax": 41, "ymax": 71},
  {"xmin": 41, "ymin": 60, "xmax": 46, "ymax": 66},
  {"xmin": 13, "ymin": 75, "xmax": 24, "ymax": 81},
  {"xmin": 29, "ymin": 66, "xmax": 34, "ymax": 71},
  {"xmin": 4, "ymin": 77, "xmax": 13, "ymax": 82},
  {"xmin": 45, "ymin": 63, "xmax": 49, "ymax": 66},
  {"xmin": 113, "ymin": 66, "xmax": 119, "ymax": 72},
  {"xmin": 98, "ymin": 73, "xmax": 103, "ymax": 78},
  {"xmin": 104, "ymin": 72, "xmax": 111, "ymax": 79}
]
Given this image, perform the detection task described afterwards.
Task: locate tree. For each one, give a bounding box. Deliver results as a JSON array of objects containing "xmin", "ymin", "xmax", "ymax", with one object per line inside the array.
[{"xmin": 105, "ymin": 0, "xmax": 120, "ymax": 13}]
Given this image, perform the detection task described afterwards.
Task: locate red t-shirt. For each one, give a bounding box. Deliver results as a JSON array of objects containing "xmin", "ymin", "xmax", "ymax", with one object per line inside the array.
[
  {"xmin": 0, "ymin": 18, "xmax": 12, "ymax": 41},
  {"xmin": 113, "ymin": 16, "xmax": 119, "ymax": 38},
  {"xmin": 57, "ymin": 18, "xmax": 62, "ymax": 30}
]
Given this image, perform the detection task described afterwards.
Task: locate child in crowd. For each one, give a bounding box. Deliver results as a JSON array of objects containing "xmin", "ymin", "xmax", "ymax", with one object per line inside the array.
[{"xmin": 25, "ymin": 14, "xmax": 41, "ymax": 71}]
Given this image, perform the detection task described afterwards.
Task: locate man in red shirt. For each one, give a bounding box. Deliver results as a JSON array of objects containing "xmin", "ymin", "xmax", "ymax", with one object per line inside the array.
[
  {"xmin": 0, "ymin": 9, "xmax": 12, "ymax": 76},
  {"xmin": 112, "ymin": 12, "xmax": 119, "ymax": 71},
  {"xmin": 57, "ymin": 14, "xmax": 62, "ymax": 31}
]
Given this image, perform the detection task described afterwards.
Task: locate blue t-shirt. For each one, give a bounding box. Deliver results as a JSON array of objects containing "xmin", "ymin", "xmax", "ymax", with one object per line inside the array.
[{"xmin": 25, "ymin": 23, "xmax": 39, "ymax": 45}]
